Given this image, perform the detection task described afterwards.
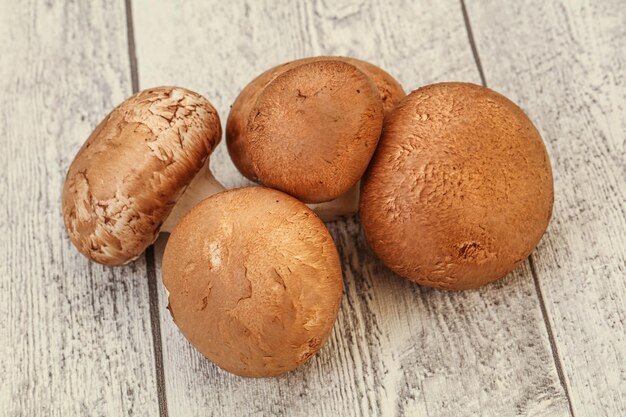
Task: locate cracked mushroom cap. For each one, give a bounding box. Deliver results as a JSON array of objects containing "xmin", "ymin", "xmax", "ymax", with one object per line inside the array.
[
  {"xmin": 360, "ymin": 82, "xmax": 554, "ymax": 290},
  {"xmin": 62, "ymin": 86, "xmax": 221, "ymax": 266},
  {"xmin": 226, "ymin": 57, "xmax": 400, "ymax": 204},
  {"xmin": 162, "ymin": 187, "xmax": 343, "ymax": 377}
]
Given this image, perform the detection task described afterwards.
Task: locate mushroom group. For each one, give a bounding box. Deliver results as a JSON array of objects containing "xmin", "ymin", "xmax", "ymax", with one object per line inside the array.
[
  {"xmin": 226, "ymin": 56, "xmax": 404, "ymax": 220},
  {"xmin": 63, "ymin": 57, "xmax": 553, "ymax": 377}
]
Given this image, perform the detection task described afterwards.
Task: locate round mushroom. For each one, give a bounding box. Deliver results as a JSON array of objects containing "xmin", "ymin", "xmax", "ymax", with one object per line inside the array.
[
  {"xmin": 226, "ymin": 56, "xmax": 404, "ymax": 220},
  {"xmin": 360, "ymin": 82, "xmax": 554, "ymax": 290},
  {"xmin": 162, "ymin": 187, "xmax": 343, "ymax": 377},
  {"xmin": 62, "ymin": 86, "xmax": 222, "ymax": 266}
]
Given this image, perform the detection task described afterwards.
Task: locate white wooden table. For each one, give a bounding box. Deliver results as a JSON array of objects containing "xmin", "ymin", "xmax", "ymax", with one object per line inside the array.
[{"xmin": 1, "ymin": 0, "xmax": 624, "ymax": 416}]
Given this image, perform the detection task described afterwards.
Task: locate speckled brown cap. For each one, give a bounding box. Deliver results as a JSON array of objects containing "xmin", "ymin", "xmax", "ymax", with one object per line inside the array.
[
  {"xmin": 226, "ymin": 57, "xmax": 402, "ymax": 204},
  {"xmin": 338, "ymin": 57, "xmax": 405, "ymax": 117},
  {"xmin": 62, "ymin": 86, "xmax": 221, "ymax": 266},
  {"xmin": 360, "ymin": 82, "xmax": 554, "ymax": 290},
  {"xmin": 162, "ymin": 187, "xmax": 343, "ymax": 377}
]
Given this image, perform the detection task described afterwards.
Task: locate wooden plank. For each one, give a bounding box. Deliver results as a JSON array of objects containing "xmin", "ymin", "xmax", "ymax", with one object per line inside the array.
[
  {"xmin": 0, "ymin": 1, "xmax": 159, "ymax": 415},
  {"xmin": 132, "ymin": 0, "xmax": 571, "ymax": 415},
  {"xmin": 465, "ymin": 0, "xmax": 626, "ymax": 415}
]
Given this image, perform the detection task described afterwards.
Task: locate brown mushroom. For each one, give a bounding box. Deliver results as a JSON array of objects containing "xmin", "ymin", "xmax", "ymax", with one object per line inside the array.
[
  {"xmin": 62, "ymin": 86, "xmax": 222, "ymax": 266},
  {"xmin": 360, "ymin": 82, "xmax": 554, "ymax": 290},
  {"xmin": 226, "ymin": 56, "xmax": 404, "ymax": 220},
  {"xmin": 162, "ymin": 187, "xmax": 343, "ymax": 377}
]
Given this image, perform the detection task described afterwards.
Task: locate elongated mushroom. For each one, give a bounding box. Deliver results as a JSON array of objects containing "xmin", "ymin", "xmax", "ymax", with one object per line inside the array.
[
  {"xmin": 62, "ymin": 86, "xmax": 222, "ymax": 266},
  {"xmin": 162, "ymin": 187, "xmax": 343, "ymax": 377},
  {"xmin": 360, "ymin": 82, "xmax": 554, "ymax": 290},
  {"xmin": 226, "ymin": 56, "xmax": 404, "ymax": 221}
]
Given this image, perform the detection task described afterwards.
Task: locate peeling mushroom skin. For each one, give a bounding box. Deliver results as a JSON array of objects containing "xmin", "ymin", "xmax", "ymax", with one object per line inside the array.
[
  {"xmin": 62, "ymin": 87, "xmax": 221, "ymax": 266},
  {"xmin": 162, "ymin": 187, "xmax": 343, "ymax": 377},
  {"xmin": 226, "ymin": 57, "xmax": 390, "ymax": 204},
  {"xmin": 360, "ymin": 82, "xmax": 554, "ymax": 290}
]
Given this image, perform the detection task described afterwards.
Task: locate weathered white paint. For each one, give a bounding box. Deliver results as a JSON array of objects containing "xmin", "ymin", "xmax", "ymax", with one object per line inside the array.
[
  {"xmin": 0, "ymin": 1, "xmax": 159, "ymax": 416},
  {"xmin": 466, "ymin": 0, "xmax": 626, "ymax": 415},
  {"xmin": 133, "ymin": 0, "xmax": 572, "ymax": 416}
]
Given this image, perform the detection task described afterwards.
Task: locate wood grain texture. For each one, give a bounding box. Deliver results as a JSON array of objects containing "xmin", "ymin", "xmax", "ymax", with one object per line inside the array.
[
  {"xmin": 132, "ymin": 0, "xmax": 570, "ymax": 416},
  {"xmin": 466, "ymin": 0, "xmax": 626, "ymax": 415},
  {"xmin": 0, "ymin": 1, "xmax": 159, "ymax": 416}
]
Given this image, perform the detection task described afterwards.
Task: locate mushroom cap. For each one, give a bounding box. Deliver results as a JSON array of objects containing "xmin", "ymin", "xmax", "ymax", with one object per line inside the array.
[
  {"xmin": 287, "ymin": 56, "xmax": 405, "ymax": 117},
  {"xmin": 338, "ymin": 57, "xmax": 405, "ymax": 117},
  {"xmin": 226, "ymin": 57, "xmax": 387, "ymax": 204},
  {"xmin": 360, "ymin": 82, "xmax": 554, "ymax": 290},
  {"xmin": 162, "ymin": 187, "xmax": 343, "ymax": 377},
  {"xmin": 62, "ymin": 86, "xmax": 221, "ymax": 266}
]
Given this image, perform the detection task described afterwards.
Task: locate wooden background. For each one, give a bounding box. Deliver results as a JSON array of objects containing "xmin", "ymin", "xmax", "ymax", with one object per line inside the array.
[{"xmin": 1, "ymin": 0, "xmax": 624, "ymax": 416}]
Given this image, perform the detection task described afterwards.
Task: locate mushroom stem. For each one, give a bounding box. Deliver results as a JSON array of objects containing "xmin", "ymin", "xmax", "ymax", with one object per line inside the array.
[
  {"xmin": 163, "ymin": 163, "xmax": 359, "ymax": 232},
  {"xmin": 308, "ymin": 183, "xmax": 360, "ymax": 222},
  {"xmin": 162, "ymin": 162, "xmax": 225, "ymax": 233}
]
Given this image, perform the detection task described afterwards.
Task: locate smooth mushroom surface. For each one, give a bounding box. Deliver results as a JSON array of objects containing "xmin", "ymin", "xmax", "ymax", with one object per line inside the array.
[
  {"xmin": 162, "ymin": 187, "xmax": 343, "ymax": 377},
  {"xmin": 226, "ymin": 56, "xmax": 403, "ymax": 213},
  {"xmin": 62, "ymin": 86, "xmax": 222, "ymax": 266},
  {"xmin": 360, "ymin": 82, "xmax": 554, "ymax": 290}
]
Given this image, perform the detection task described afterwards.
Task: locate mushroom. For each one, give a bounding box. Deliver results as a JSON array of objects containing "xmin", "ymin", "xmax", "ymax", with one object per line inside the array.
[
  {"xmin": 62, "ymin": 86, "xmax": 222, "ymax": 266},
  {"xmin": 226, "ymin": 56, "xmax": 404, "ymax": 221},
  {"xmin": 162, "ymin": 187, "xmax": 343, "ymax": 377},
  {"xmin": 360, "ymin": 82, "xmax": 554, "ymax": 290}
]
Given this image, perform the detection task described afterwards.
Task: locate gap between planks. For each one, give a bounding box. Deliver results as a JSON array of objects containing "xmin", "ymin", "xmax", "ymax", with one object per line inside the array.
[
  {"xmin": 125, "ymin": 0, "xmax": 169, "ymax": 416},
  {"xmin": 460, "ymin": 1, "xmax": 575, "ymax": 415}
]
